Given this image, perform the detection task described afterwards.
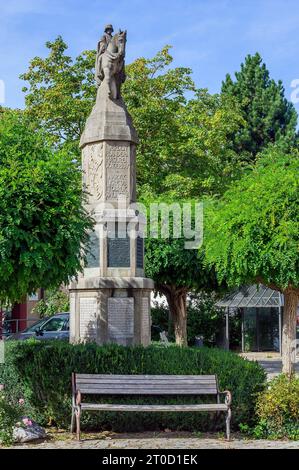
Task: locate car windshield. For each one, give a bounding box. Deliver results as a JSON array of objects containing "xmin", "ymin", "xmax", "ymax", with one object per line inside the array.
[{"xmin": 23, "ymin": 318, "xmax": 48, "ymax": 333}]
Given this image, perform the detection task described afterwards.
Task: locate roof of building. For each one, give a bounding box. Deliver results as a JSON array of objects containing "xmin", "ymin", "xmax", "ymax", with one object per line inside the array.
[{"xmin": 216, "ymin": 284, "xmax": 283, "ymax": 309}]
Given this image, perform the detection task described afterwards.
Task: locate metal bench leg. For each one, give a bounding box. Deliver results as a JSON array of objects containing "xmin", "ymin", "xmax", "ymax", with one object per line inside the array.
[
  {"xmin": 71, "ymin": 408, "xmax": 76, "ymax": 433},
  {"xmin": 226, "ymin": 408, "xmax": 231, "ymax": 441},
  {"xmin": 75, "ymin": 407, "xmax": 81, "ymax": 441}
]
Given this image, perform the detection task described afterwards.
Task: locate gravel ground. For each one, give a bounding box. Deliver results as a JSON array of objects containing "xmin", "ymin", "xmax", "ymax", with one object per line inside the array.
[{"xmin": 8, "ymin": 432, "xmax": 299, "ymax": 449}]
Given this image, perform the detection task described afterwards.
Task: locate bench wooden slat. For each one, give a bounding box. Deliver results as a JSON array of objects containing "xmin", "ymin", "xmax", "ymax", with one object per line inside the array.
[
  {"xmin": 78, "ymin": 388, "xmax": 218, "ymax": 395},
  {"xmin": 77, "ymin": 384, "xmax": 217, "ymax": 395},
  {"xmin": 76, "ymin": 374, "xmax": 216, "ymax": 380},
  {"xmin": 76, "ymin": 383, "xmax": 217, "ymax": 390},
  {"xmin": 76, "ymin": 378, "xmax": 217, "ymax": 386},
  {"xmin": 80, "ymin": 403, "xmax": 228, "ymax": 412},
  {"xmin": 76, "ymin": 382, "xmax": 217, "ymax": 389}
]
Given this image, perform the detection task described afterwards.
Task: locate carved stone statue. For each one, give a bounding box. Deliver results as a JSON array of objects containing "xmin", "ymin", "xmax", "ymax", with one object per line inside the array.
[{"xmin": 95, "ymin": 24, "xmax": 127, "ymax": 100}]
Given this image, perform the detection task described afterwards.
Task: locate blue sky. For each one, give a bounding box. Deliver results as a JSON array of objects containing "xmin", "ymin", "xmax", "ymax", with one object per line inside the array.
[{"xmin": 1, "ymin": 0, "xmax": 299, "ymax": 110}]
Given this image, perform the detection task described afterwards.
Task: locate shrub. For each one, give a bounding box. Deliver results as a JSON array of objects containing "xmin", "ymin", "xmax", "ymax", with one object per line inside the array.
[
  {"xmin": 0, "ymin": 393, "xmax": 18, "ymax": 446},
  {"xmin": 0, "ymin": 341, "xmax": 266, "ymax": 433},
  {"xmin": 253, "ymin": 375, "xmax": 299, "ymax": 440},
  {"xmin": 0, "ymin": 391, "xmax": 28, "ymax": 446}
]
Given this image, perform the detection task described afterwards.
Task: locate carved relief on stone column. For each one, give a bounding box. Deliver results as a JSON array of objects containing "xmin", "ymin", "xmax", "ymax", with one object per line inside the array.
[
  {"xmin": 130, "ymin": 145, "xmax": 136, "ymax": 202},
  {"xmin": 82, "ymin": 143, "xmax": 104, "ymax": 202},
  {"xmin": 106, "ymin": 142, "xmax": 130, "ymax": 200}
]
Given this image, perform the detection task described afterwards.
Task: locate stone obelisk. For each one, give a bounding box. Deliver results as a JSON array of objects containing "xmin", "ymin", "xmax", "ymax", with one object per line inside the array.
[{"xmin": 69, "ymin": 25, "xmax": 154, "ymax": 346}]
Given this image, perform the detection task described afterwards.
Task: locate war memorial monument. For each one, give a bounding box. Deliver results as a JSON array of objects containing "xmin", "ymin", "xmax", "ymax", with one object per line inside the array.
[{"xmin": 69, "ymin": 25, "xmax": 154, "ymax": 346}]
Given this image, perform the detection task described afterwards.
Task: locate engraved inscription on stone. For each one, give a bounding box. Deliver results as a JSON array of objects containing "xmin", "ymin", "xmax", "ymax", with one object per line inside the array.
[
  {"xmin": 86, "ymin": 230, "xmax": 100, "ymax": 268},
  {"xmin": 108, "ymin": 235, "xmax": 130, "ymax": 268},
  {"xmin": 106, "ymin": 170, "xmax": 129, "ymax": 199},
  {"xmin": 106, "ymin": 142, "xmax": 130, "ymax": 199},
  {"xmin": 108, "ymin": 298, "xmax": 134, "ymax": 344},
  {"xmin": 141, "ymin": 297, "xmax": 150, "ymax": 344},
  {"xmin": 83, "ymin": 143, "xmax": 104, "ymax": 201},
  {"xmin": 80, "ymin": 297, "xmax": 97, "ymax": 341},
  {"xmin": 106, "ymin": 143, "xmax": 130, "ymax": 169}
]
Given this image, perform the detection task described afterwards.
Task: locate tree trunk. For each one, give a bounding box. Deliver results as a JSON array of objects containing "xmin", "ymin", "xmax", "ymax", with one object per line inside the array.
[
  {"xmin": 162, "ymin": 286, "xmax": 188, "ymax": 347},
  {"xmin": 282, "ymin": 289, "xmax": 299, "ymax": 377},
  {"xmin": 168, "ymin": 308, "xmax": 173, "ymax": 339}
]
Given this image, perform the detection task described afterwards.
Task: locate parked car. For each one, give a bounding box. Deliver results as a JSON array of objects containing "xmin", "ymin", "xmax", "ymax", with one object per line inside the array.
[{"xmin": 7, "ymin": 313, "xmax": 70, "ymax": 341}]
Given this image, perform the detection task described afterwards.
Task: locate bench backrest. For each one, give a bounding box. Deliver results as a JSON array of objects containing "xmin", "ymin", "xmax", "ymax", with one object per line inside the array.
[{"xmin": 73, "ymin": 374, "xmax": 219, "ymax": 395}]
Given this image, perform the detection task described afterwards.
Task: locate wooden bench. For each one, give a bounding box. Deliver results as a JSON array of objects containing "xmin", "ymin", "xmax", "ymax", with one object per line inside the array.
[{"xmin": 71, "ymin": 373, "xmax": 232, "ymax": 441}]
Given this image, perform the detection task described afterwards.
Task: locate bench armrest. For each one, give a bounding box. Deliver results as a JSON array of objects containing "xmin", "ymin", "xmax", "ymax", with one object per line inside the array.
[
  {"xmin": 72, "ymin": 390, "xmax": 82, "ymax": 408},
  {"xmin": 72, "ymin": 373, "xmax": 82, "ymax": 408},
  {"xmin": 219, "ymin": 390, "xmax": 232, "ymax": 406},
  {"xmin": 75, "ymin": 390, "xmax": 82, "ymax": 407}
]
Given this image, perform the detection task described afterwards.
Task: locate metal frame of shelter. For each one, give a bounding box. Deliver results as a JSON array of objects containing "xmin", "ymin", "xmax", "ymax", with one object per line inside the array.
[{"xmin": 216, "ymin": 284, "xmax": 284, "ymax": 354}]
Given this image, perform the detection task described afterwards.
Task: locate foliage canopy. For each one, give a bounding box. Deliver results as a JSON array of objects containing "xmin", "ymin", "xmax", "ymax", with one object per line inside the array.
[{"xmin": 0, "ymin": 111, "xmax": 93, "ymax": 304}]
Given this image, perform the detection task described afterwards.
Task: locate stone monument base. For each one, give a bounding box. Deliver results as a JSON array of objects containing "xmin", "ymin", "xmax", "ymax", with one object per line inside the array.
[{"xmin": 69, "ymin": 277, "xmax": 154, "ymax": 346}]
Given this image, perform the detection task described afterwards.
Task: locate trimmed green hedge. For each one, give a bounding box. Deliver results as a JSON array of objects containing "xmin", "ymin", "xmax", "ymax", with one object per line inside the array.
[{"xmin": 0, "ymin": 341, "xmax": 266, "ymax": 432}]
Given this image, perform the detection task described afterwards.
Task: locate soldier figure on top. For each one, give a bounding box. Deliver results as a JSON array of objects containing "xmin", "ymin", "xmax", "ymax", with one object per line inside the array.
[{"xmin": 95, "ymin": 24, "xmax": 126, "ymax": 99}]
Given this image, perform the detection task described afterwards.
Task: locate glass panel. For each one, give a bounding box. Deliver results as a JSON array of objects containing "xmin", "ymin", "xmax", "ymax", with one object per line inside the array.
[
  {"xmin": 257, "ymin": 308, "xmax": 279, "ymax": 352},
  {"xmin": 243, "ymin": 308, "xmax": 257, "ymax": 352}
]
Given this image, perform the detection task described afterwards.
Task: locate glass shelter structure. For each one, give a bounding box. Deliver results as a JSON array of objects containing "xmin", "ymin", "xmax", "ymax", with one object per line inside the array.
[{"xmin": 216, "ymin": 285, "xmax": 283, "ymax": 353}]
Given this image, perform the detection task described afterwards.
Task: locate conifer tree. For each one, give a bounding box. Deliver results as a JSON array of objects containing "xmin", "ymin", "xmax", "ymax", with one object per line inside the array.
[{"xmin": 222, "ymin": 53, "xmax": 297, "ymax": 160}]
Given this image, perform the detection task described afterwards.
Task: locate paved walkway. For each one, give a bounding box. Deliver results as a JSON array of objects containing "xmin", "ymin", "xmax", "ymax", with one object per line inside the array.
[
  {"xmin": 258, "ymin": 360, "xmax": 299, "ymax": 379},
  {"xmin": 240, "ymin": 352, "xmax": 299, "ymax": 379},
  {"xmin": 10, "ymin": 433, "xmax": 299, "ymax": 449}
]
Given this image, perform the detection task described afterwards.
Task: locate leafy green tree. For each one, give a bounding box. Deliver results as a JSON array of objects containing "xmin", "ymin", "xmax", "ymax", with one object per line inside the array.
[
  {"xmin": 33, "ymin": 289, "xmax": 70, "ymax": 318},
  {"xmin": 204, "ymin": 147, "xmax": 299, "ymax": 375},
  {"xmin": 122, "ymin": 46, "xmax": 195, "ymax": 196},
  {"xmin": 222, "ymin": 53, "xmax": 298, "ymax": 160},
  {"xmin": 0, "ymin": 111, "xmax": 93, "ymax": 305},
  {"xmin": 143, "ymin": 199, "xmax": 219, "ymax": 346},
  {"xmin": 123, "ymin": 50, "xmax": 243, "ymax": 198},
  {"xmin": 145, "ymin": 236, "xmax": 217, "ymax": 346},
  {"xmin": 20, "ymin": 36, "xmax": 96, "ymax": 153}
]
